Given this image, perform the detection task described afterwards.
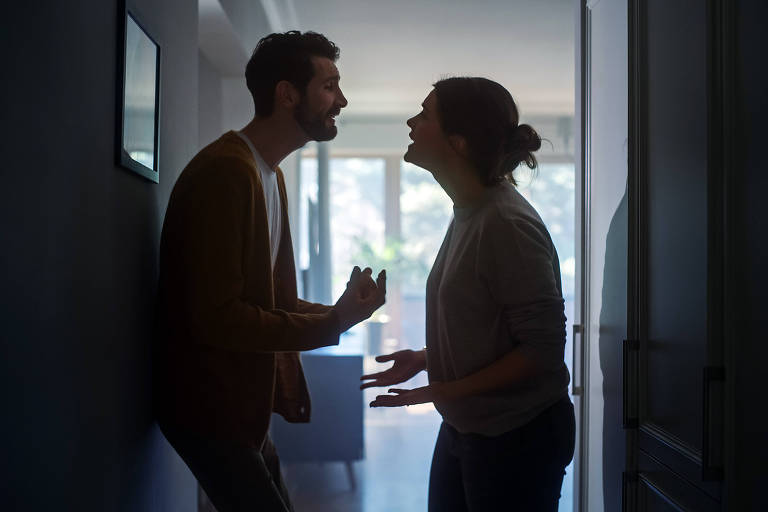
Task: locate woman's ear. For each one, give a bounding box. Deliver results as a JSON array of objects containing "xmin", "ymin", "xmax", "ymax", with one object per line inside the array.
[
  {"xmin": 447, "ymin": 134, "xmax": 469, "ymax": 159},
  {"xmin": 275, "ymin": 80, "xmax": 300, "ymax": 109}
]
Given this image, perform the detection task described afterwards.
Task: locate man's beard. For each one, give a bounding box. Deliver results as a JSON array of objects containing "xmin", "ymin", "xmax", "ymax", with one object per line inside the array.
[{"xmin": 294, "ymin": 96, "xmax": 338, "ymax": 142}]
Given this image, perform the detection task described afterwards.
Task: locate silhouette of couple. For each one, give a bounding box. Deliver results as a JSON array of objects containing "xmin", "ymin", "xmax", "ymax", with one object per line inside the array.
[{"xmin": 156, "ymin": 31, "xmax": 574, "ymax": 512}]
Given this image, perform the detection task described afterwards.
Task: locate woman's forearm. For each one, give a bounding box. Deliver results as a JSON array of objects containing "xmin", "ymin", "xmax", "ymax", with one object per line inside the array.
[
  {"xmin": 439, "ymin": 349, "xmax": 541, "ymax": 401},
  {"xmin": 417, "ymin": 348, "xmax": 428, "ymax": 371}
]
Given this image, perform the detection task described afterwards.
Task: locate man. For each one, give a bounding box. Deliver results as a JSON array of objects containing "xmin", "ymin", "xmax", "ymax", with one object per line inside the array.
[{"xmin": 155, "ymin": 31, "xmax": 385, "ymax": 512}]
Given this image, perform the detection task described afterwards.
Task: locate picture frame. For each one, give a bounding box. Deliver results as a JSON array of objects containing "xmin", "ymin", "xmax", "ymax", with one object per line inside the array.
[{"xmin": 115, "ymin": 1, "xmax": 161, "ymax": 183}]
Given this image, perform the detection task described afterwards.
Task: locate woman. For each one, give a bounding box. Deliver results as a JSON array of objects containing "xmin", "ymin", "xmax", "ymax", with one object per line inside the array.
[{"xmin": 360, "ymin": 77, "xmax": 574, "ymax": 511}]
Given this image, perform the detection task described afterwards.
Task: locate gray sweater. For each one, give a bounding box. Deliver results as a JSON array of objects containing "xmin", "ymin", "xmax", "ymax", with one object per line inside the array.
[{"xmin": 426, "ymin": 181, "xmax": 570, "ymax": 436}]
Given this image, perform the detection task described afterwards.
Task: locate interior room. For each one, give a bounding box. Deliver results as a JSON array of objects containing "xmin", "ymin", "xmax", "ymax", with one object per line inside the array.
[{"xmin": 1, "ymin": 0, "xmax": 766, "ymax": 511}]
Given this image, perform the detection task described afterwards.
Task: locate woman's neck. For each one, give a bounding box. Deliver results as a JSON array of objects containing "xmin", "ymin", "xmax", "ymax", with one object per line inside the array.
[{"xmin": 434, "ymin": 162, "xmax": 488, "ymax": 209}]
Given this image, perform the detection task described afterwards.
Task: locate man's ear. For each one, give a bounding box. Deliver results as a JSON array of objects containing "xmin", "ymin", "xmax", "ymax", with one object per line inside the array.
[
  {"xmin": 447, "ymin": 134, "xmax": 469, "ymax": 159},
  {"xmin": 275, "ymin": 80, "xmax": 301, "ymax": 109}
]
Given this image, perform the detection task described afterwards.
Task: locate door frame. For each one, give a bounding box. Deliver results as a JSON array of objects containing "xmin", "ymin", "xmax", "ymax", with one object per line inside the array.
[{"xmin": 575, "ymin": 0, "xmax": 589, "ymax": 510}]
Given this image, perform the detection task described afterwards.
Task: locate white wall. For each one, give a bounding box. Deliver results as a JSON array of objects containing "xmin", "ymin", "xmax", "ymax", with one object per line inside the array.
[
  {"xmin": 584, "ymin": 0, "xmax": 628, "ymax": 510},
  {"xmin": 222, "ymin": 76, "xmax": 254, "ymax": 133}
]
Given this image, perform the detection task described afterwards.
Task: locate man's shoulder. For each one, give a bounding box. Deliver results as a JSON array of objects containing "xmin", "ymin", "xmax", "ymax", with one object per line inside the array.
[
  {"xmin": 181, "ymin": 132, "xmax": 257, "ymax": 183},
  {"xmin": 195, "ymin": 131, "xmax": 253, "ymax": 168}
]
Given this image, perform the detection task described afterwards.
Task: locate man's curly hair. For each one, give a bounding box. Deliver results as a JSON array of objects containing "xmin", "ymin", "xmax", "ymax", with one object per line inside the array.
[{"xmin": 245, "ymin": 31, "xmax": 340, "ymax": 117}]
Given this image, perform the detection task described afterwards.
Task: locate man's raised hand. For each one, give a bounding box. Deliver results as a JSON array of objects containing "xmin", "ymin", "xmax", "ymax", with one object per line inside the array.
[{"xmin": 334, "ymin": 266, "xmax": 386, "ymax": 332}]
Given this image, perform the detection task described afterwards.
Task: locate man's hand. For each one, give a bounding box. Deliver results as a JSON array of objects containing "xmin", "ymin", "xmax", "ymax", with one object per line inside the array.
[
  {"xmin": 334, "ymin": 266, "xmax": 386, "ymax": 332},
  {"xmin": 355, "ymin": 267, "xmax": 378, "ymax": 300},
  {"xmin": 360, "ymin": 349, "xmax": 427, "ymax": 390}
]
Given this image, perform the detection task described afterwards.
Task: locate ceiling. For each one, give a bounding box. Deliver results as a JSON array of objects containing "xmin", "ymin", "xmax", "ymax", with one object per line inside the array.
[{"xmin": 289, "ymin": 0, "xmax": 575, "ymax": 117}]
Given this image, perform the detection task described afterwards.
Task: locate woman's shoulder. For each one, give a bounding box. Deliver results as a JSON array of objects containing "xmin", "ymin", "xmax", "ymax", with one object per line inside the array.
[
  {"xmin": 484, "ymin": 183, "xmax": 546, "ymax": 229},
  {"xmin": 473, "ymin": 187, "xmax": 557, "ymax": 278},
  {"xmin": 471, "ymin": 184, "xmax": 552, "ymax": 258}
]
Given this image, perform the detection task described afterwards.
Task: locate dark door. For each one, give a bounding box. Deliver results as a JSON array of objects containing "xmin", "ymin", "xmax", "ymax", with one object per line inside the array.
[{"xmin": 625, "ymin": 0, "xmax": 726, "ymax": 509}]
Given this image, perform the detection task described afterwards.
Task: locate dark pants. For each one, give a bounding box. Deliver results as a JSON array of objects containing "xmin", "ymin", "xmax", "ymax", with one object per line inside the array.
[
  {"xmin": 428, "ymin": 396, "xmax": 575, "ymax": 512},
  {"xmin": 159, "ymin": 422, "xmax": 293, "ymax": 512}
]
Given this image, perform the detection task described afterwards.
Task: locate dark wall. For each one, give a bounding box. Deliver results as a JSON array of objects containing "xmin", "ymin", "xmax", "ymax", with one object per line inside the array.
[
  {"xmin": 1, "ymin": 1, "xmax": 198, "ymax": 509},
  {"xmin": 733, "ymin": 0, "xmax": 768, "ymax": 508},
  {"xmin": 198, "ymin": 50, "xmax": 223, "ymax": 149}
]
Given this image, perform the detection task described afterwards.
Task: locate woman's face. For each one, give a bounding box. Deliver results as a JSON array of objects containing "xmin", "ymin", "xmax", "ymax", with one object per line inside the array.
[{"xmin": 404, "ymin": 90, "xmax": 452, "ymax": 172}]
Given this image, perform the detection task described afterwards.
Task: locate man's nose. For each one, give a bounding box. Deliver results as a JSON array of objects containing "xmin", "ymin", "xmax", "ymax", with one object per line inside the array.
[
  {"xmin": 406, "ymin": 117, "xmax": 415, "ymax": 128},
  {"xmin": 337, "ymin": 88, "xmax": 348, "ymax": 108}
]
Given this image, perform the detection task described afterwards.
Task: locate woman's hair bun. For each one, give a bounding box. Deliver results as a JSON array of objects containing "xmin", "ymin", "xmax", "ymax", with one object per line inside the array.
[
  {"xmin": 431, "ymin": 76, "xmax": 542, "ymax": 186},
  {"xmin": 502, "ymin": 123, "xmax": 542, "ymax": 174},
  {"xmin": 509, "ymin": 124, "xmax": 542, "ymax": 153}
]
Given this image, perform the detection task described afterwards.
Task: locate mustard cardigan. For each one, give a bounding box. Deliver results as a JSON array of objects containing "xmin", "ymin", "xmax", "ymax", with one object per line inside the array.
[{"xmin": 155, "ymin": 131, "xmax": 341, "ymax": 446}]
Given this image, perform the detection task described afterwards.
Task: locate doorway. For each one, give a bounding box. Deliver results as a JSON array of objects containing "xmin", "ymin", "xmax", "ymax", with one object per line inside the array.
[{"xmin": 276, "ymin": 1, "xmax": 579, "ymax": 510}]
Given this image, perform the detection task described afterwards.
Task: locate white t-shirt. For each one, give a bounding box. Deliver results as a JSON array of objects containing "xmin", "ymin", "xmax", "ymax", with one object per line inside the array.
[{"xmin": 236, "ymin": 131, "xmax": 282, "ymax": 269}]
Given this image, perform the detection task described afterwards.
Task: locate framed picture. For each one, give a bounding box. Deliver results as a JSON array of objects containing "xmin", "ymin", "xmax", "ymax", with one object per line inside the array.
[{"xmin": 116, "ymin": 2, "xmax": 160, "ymax": 183}]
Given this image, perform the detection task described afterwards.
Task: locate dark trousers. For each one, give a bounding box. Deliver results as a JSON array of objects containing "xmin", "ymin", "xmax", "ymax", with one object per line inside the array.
[
  {"xmin": 428, "ymin": 396, "xmax": 575, "ymax": 512},
  {"xmin": 159, "ymin": 422, "xmax": 293, "ymax": 512}
]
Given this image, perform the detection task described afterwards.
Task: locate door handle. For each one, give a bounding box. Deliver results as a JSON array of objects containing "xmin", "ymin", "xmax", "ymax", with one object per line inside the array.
[{"xmin": 571, "ymin": 324, "xmax": 583, "ymax": 396}]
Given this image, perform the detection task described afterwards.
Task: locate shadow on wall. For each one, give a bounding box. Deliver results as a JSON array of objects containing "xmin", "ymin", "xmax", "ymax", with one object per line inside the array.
[{"xmin": 598, "ymin": 184, "xmax": 628, "ymax": 511}]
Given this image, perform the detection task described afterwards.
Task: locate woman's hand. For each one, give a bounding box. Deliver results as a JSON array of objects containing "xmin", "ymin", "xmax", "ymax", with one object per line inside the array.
[
  {"xmin": 368, "ymin": 382, "xmax": 448, "ymax": 408},
  {"xmin": 360, "ymin": 349, "xmax": 427, "ymax": 390}
]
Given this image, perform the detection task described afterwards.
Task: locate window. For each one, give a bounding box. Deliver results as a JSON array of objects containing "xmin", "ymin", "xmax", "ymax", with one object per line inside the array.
[{"xmin": 293, "ymin": 149, "xmax": 575, "ymax": 511}]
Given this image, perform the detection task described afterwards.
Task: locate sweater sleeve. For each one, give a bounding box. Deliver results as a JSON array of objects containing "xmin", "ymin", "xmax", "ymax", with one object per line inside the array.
[
  {"xmin": 173, "ymin": 159, "xmax": 341, "ymax": 353},
  {"xmin": 479, "ymin": 216, "xmax": 566, "ymax": 370},
  {"xmin": 296, "ymin": 299, "xmax": 334, "ymax": 315}
]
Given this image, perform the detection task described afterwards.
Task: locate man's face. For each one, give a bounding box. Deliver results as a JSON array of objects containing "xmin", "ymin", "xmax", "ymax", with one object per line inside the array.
[{"xmin": 294, "ymin": 57, "xmax": 348, "ymax": 141}]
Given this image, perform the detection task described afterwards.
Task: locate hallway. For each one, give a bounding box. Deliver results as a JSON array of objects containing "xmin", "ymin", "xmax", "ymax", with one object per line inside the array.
[{"xmin": 283, "ymin": 386, "xmax": 575, "ymax": 511}]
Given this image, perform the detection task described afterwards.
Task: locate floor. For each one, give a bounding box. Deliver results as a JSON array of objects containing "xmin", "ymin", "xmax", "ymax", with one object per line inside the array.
[{"xmin": 283, "ymin": 377, "xmax": 575, "ymax": 512}]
